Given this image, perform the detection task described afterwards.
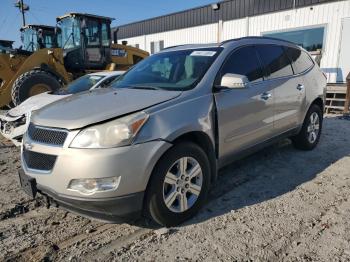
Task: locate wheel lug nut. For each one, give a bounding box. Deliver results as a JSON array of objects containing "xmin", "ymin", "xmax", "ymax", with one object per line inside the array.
[
  {"xmin": 185, "ymin": 184, "xmax": 189, "ymax": 188},
  {"xmin": 181, "ymin": 189, "xmax": 185, "ymax": 194},
  {"xmin": 185, "ymin": 177, "xmax": 189, "ymax": 181},
  {"xmin": 181, "ymin": 175, "xmax": 185, "ymax": 180},
  {"xmin": 177, "ymin": 187, "xmax": 180, "ymax": 192}
]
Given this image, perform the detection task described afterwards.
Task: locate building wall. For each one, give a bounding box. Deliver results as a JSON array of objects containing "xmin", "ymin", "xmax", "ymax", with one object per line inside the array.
[
  {"xmin": 120, "ymin": 1, "xmax": 350, "ymax": 83},
  {"xmin": 119, "ymin": 23, "xmax": 218, "ymax": 52}
]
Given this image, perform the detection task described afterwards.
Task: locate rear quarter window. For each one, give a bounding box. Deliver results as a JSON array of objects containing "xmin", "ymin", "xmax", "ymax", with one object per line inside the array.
[
  {"xmin": 285, "ymin": 47, "xmax": 314, "ymax": 74},
  {"xmin": 255, "ymin": 44, "xmax": 294, "ymax": 80}
]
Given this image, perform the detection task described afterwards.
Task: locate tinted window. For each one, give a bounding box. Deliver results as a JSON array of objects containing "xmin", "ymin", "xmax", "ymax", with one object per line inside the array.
[
  {"xmin": 264, "ymin": 27, "xmax": 325, "ymax": 52},
  {"xmin": 256, "ymin": 45, "xmax": 293, "ymax": 79},
  {"xmin": 220, "ymin": 46, "xmax": 263, "ymax": 82},
  {"xmin": 285, "ymin": 47, "xmax": 314, "ymax": 74}
]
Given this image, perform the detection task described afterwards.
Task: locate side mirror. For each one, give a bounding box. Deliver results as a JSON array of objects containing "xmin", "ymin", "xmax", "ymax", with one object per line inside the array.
[{"xmin": 219, "ymin": 73, "xmax": 249, "ymax": 89}]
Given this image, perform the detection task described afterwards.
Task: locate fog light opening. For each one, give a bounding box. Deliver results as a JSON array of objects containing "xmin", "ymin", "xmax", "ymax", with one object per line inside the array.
[{"xmin": 67, "ymin": 177, "xmax": 121, "ymax": 195}]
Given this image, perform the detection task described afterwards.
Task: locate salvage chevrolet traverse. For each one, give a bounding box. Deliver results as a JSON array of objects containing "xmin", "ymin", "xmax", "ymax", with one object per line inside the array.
[{"xmin": 19, "ymin": 37, "xmax": 326, "ymax": 226}]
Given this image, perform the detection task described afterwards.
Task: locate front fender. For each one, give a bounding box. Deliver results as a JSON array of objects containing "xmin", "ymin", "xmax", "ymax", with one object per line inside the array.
[{"xmin": 136, "ymin": 94, "xmax": 216, "ymax": 147}]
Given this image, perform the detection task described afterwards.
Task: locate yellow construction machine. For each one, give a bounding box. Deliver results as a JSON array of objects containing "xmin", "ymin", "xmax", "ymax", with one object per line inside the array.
[
  {"xmin": 0, "ymin": 40, "xmax": 15, "ymax": 53},
  {"xmin": 0, "ymin": 13, "xmax": 149, "ymax": 108}
]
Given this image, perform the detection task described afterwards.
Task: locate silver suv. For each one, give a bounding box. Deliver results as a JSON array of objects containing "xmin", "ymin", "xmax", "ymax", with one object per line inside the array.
[{"xmin": 19, "ymin": 37, "xmax": 326, "ymax": 226}]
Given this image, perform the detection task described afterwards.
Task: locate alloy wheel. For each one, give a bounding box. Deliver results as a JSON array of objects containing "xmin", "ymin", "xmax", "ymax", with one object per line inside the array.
[{"xmin": 162, "ymin": 157, "xmax": 203, "ymax": 213}]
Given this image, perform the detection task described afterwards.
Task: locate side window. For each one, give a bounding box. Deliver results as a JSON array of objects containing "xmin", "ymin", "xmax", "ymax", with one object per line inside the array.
[
  {"xmin": 220, "ymin": 46, "xmax": 263, "ymax": 82},
  {"xmin": 101, "ymin": 23, "xmax": 110, "ymax": 47},
  {"xmin": 99, "ymin": 76, "xmax": 118, "ymax": 88},
  {"xmin": 285, "ymin": 47, "xmax": 314, "ymax": 74},
  {"xmin": 84, "ymin": 20, "xmax": 100, "ymax": 46},
  {"xmin": 256, "ymin": 45, "xmax": 294, "ymax": 79}
]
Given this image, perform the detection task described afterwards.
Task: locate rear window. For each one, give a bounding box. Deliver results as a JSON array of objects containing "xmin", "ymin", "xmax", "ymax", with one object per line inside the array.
[
  {"xmin": 255, "ymin": 45, "xmax": 294, "ymax": 79},
  {"xmin": 285, "ymin": 47, "xmax": 314, "ymax": 74}
]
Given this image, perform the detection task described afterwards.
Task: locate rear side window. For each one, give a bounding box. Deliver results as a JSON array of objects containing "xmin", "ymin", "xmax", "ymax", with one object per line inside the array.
[
  {"xmin": 255, "ymin": 45, "xmax": 293, "ymax": 79},
  {"xmin": 220, "ymin": 46, "xmax": 263, "ymax": 82},
  {"xmin": 285, "ymin": 47, "xmax": 314, "ymax": 74}
]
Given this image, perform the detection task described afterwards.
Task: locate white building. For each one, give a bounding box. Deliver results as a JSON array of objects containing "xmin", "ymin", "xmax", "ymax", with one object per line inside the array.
[{"xmin": 115, "ymin": 0, "xmax": 350, "ymax": 83}]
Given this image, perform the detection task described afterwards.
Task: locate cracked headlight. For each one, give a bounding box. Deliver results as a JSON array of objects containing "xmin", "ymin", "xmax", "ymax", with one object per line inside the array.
[{"xmin": 70, "ymin": 111, "xmax": 149, "ymax": 149}]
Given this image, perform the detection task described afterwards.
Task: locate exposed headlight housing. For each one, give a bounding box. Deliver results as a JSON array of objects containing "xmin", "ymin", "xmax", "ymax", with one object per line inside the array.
[
  {"xmin": 70, "ymin": 111, "xmax": 149, "ymax": 149},
  {"xmin": 67, "ymin": 177, "xmax": 121, "ymax": 195}
]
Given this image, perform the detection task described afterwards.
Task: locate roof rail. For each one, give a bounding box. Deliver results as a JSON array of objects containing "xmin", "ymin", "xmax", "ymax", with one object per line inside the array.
[
  {"xmin": 161, "ymin": 44, "xmax": 188, "ymax": 50},
  {"xmin": 220, "ymin": 36, "xmax": 296, "ymax": 46}
]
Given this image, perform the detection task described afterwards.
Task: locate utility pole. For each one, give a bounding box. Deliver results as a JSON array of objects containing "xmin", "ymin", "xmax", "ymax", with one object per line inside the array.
[{"xmin": 15, "ymin": 0, "xmax": 29, "ymax": 27}]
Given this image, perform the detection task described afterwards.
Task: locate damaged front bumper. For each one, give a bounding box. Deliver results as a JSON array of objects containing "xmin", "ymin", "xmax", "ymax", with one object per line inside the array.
[{"xmin": 0, "ymin": 112, "xmax": 28, "ymax": 146}]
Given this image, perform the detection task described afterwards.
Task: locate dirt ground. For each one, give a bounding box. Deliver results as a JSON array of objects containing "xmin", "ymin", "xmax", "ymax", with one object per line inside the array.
[{"xmin": 0, "ymin": 115, "xmax": 350, "ymax": 261}]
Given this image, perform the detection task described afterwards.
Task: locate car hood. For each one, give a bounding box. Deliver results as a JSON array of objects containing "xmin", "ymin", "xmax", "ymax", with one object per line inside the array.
[
  {"xmin": 7, "ymin": 92, "xmax": 70, "ymax": 119},
  {"xmin": 31, "ymin": 88, "xmax": 182, "ymax": 129}
]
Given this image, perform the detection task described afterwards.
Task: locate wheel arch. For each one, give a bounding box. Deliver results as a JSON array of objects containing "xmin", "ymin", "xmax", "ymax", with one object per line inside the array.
[
  {"xmin": 310, "ymin": 97, "xmax": 324, "ymax": 113},
  {"xmin": 35, "ymin": 63, "xmax": 67, "ymax": 85},
  {"xmin": 170, "ymin": 131, "xmax": 218, "ymax": 184}
]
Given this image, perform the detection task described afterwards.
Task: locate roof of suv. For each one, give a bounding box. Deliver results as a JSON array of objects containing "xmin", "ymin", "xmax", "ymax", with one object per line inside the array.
[{"xmin": 160, "ymin": 36, "xmax": 300, "ymax": 53}]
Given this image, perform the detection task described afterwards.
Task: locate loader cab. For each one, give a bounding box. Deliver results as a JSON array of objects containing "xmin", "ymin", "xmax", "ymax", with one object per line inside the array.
[
  {"xmin": 20, "ymin": 25, "xmax": 58, "ymax": 52},
  {"xmin": 0, "ymin": 40, "xmax": 14, "ymax": 53},
  {"xmin": 57, "ymin": 13, "xmax": 113, "ymax": 73}
]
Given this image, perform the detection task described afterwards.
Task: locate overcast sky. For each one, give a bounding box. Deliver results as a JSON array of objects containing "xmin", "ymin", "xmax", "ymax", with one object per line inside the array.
[{"xmin": 0, "ymin": 0, "xmax": 216, "ymax": 47}]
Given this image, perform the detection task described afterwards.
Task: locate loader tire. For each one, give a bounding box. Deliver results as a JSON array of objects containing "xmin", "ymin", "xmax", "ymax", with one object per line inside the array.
[{"xmin": 11, "ymin": 69, "xmax": 61, "ymax": 106}]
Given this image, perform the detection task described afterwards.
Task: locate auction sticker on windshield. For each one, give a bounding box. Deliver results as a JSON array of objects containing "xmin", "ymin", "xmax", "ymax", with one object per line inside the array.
[{"xmin": 190, "ymin": 51, "xmax": 217, "ymax": 56}]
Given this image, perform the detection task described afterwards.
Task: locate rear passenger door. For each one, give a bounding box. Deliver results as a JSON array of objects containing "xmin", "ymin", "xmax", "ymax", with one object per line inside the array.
[
  {"xmin": 255, "ymin": 44, "xmax": 304, "ymax": 133},
  {"xmin": 214, "ymin": 46, "xmax": 275, "ymax": 165}
]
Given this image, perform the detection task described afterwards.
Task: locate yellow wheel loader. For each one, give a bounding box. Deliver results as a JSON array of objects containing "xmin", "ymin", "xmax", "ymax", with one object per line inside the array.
[
  {"xmin": 0, "ymin": 25, "xmax": 59, "ymax": 107},
  {"xmin": 0, "ymin": 13, "xmax": 149, "ymax": 108}
]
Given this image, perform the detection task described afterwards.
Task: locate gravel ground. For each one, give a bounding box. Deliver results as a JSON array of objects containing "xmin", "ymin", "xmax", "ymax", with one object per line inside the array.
[{"xmin": 0, "ymin": 115, "xmax": 349, "ymax": 261}]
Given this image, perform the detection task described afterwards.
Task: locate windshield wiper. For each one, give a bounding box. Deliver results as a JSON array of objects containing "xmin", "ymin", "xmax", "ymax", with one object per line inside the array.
[{"xmin": 124, "ymin": 85, "xmax": 163, "ymax": 90}]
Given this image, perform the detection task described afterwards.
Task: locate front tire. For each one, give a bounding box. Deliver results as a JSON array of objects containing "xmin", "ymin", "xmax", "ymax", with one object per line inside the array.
[
  {"xmin": 145, "ymin": 142, "xmax": 211, "ymax": 227},
  {"xmin": 292, "ymin": 104, "xmax": 323, "ymax": 150},
  {"xmin": 11, "ymin": 69, "xmax": 61, "ymax": 106}
]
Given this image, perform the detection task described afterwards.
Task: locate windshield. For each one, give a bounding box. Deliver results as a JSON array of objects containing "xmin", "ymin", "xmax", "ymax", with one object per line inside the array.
[
  {"xmin": 59, "ymin": 17, "xmax": 81, "ymax": 49},
  {"xmin": 55, "ymin": 74, "xmax": 104, "ymax": 95},
  {"xmin": 22, "ymin": 28, "xmax": 37, "ymax": 52},
  {"xmin": 112, "ymin": 48, "xmax": 222, "ymax": 91}
]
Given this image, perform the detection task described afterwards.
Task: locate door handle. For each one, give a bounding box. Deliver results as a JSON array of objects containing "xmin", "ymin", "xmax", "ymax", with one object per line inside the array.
[
  {"xmin": 260, "ymin": 92, "xmax": 272, "ymax": 100},
  {"xmin": 297, "ymin": 84, "xmax": 304, "ymax": 91}
]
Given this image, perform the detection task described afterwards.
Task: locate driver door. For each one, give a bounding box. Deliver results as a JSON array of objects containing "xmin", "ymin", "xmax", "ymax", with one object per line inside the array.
[
  {"xmin": 83, "ymin": 20, "xmax": 110, "ymax": 69},
  {"xmin": 214, "ymin": 46, "xmax": 275, "ymax": 166}
]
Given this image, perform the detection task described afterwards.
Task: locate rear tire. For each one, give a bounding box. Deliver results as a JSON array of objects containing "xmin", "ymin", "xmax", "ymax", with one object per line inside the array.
[
  {"xmin": 292, "ymin": 104, "xmax": 323, "ymax": 150},
  {"xmin": 145, "ymin": 142, "xmax": 211, "ymax": 227},
  {"xmin": 11, "ymin": 69, "xmax": 61, "ymax": 106}
]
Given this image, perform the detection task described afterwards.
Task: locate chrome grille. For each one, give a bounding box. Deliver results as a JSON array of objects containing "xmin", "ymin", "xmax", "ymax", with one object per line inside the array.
[
  {"xmin": 23, "ymin": 148, "xmax": 57, "ymax": 171},
  {"xmin": 28, "ymin": 124, "xmax": 68, "ymax": 146}
]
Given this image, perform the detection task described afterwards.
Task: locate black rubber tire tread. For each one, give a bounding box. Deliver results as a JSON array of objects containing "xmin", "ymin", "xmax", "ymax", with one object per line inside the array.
[
  {"xmin": 292, "ymin": 104, "xmax": 323, "ymax": 151},
  {"xmin": 145, "ymin": 142, "xmax": 211, "ymax": 227},
  {"xmin": 11, "ymin": 69, "xmax": 61, "ymax": 106}
]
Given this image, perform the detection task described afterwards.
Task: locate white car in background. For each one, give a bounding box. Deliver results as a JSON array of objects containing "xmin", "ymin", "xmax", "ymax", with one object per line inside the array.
[{"xmin": 0, "ymin": 71, "xmax": 124, "ymax": 146}]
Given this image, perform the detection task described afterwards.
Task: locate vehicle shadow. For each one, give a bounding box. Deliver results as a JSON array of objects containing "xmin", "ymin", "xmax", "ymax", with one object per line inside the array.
[{"xmin": 182, "ymin": 117, "xmax": 350, "ymax": 226}]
